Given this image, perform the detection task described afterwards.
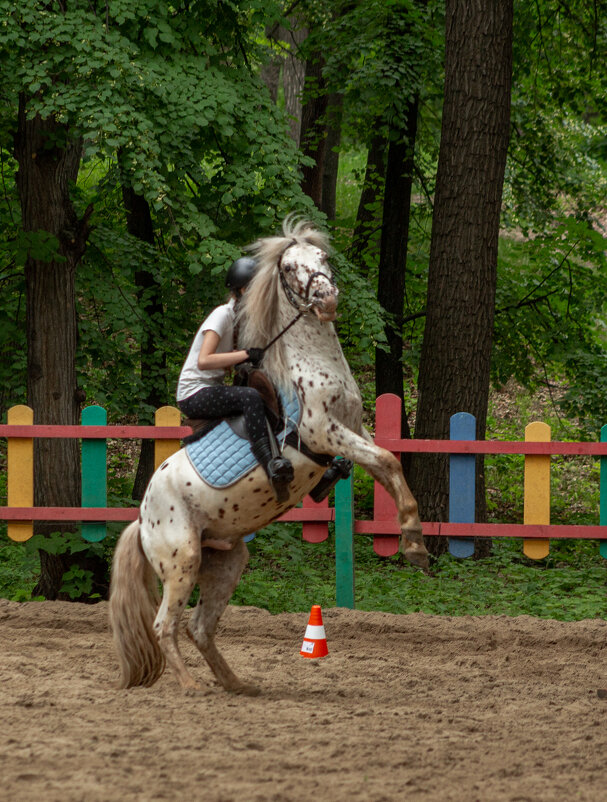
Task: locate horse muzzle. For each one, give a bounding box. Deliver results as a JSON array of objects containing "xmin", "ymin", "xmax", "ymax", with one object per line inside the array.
[{"xmin": 311, "ymin": 288, "xmax": 338, "ymax": 322}]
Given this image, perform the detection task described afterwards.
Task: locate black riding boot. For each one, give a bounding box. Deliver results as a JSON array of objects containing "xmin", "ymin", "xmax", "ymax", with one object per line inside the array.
[
  {"xmin": 309, "ymin": 458, "xmax": 354, "ymax": 503},
  {"xmin": 251, "ymin": 437, "xmax": 294, "ymax": 503}
]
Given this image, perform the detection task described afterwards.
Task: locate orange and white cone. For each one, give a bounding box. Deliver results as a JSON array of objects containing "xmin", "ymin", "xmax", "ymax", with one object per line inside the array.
[{"xmin": 300, "ymin": 604, "xmax": 329, "ymax": 659}]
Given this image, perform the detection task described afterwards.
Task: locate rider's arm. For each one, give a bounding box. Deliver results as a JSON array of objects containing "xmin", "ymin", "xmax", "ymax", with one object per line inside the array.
[{"xmin": 197, "ymin": 330, "xmax": 249, "ymax": 371}]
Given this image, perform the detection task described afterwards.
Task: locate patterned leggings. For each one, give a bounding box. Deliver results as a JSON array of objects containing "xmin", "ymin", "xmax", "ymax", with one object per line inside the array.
[{"xmin": 178, "ymin": 385, "xmax": 267, "ymax": 443}]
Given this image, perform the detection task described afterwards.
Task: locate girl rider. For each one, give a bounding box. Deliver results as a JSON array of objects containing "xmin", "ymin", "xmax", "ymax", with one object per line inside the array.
[{"xmin": 176, "ymin": 257, "xmax": 294, "ymax": 502}]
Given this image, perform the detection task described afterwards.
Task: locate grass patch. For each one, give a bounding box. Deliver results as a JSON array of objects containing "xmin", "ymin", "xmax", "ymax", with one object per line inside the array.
[{"xmin": 230, "ymin": 522, "xmax": 607, "ymax": 621}]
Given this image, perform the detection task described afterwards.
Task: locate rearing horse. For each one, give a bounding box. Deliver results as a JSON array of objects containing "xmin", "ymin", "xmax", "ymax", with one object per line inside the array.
[{"xmin": 109, "ymin": 217, "xmax": 428, "ymax": 695}]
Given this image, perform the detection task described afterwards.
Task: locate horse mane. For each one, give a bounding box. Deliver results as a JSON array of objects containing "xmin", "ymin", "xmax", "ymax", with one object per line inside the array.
[{"xmin": 237, "ymin": 216, "xmax": 331, "ymax": 393}]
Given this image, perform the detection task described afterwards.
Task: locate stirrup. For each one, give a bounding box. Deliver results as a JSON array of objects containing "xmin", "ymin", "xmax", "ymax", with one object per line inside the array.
[{"xmin": 267, "ymin": 456, "xmax": 294, "ymax": 503}]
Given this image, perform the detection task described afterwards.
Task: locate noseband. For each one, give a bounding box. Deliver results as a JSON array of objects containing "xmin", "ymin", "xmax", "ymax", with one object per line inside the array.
[{"xmin": 277, "ymin": 239, "xmax": 336, "ymax": 313}]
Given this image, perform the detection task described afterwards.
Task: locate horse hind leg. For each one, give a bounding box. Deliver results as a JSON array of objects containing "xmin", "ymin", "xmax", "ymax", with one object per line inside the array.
[
  {"xmin": 149, "ymin": 537, "xmax": 201, "ymax": 691},
  {"xmin": 187, "ymin": 540, "xmax": 260, "ymax": 696}
]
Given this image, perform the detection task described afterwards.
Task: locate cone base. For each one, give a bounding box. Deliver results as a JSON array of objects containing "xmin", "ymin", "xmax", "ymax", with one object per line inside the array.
[{"xmin": 300, "ymin": 638, "xmax": 329, "ymax": 659}]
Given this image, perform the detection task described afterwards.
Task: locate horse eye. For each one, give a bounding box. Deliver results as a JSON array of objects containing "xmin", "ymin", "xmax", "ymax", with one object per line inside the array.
[{"xmin": 284, "ymin": 264, "xmax": 292, "ymax": 272}]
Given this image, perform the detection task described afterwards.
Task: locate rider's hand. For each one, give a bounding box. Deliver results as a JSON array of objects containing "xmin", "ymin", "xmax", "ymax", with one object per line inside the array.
[{"xmin": 246, "ymin": 347, "xmax": 264, "ymax": 367}]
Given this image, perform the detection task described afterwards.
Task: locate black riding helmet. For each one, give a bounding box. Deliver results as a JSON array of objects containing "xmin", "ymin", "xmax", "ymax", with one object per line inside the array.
[{"xmin": 225, "ymin": 256, "xmax": 257, "ymax": 290}]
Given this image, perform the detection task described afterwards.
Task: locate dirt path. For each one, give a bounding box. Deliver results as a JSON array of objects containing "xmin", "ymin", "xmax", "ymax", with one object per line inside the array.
[{"xmin": 1, "ymin": 599, "xmax": 606, "ymax": 801}]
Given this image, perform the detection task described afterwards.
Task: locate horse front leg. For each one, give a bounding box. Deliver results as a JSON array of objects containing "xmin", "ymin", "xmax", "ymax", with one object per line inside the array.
[
  {"xmin": 187, "ymin": 540, "xmax": 260, "ymax": 696},
  {"xmin": 314, "ymin": 424, "xmax": 428, "ymax": 569}
]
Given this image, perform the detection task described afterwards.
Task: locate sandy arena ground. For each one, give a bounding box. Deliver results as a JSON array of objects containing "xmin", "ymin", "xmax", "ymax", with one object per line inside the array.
[{"xmin": 0, "ymin": 598, "xmax": 606, "ymax": 801}]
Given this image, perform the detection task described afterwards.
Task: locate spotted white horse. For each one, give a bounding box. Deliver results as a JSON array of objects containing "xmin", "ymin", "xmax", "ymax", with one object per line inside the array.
[{"xmin": 109, "ymin": 217, "xmax": 428, "ymax": 695}]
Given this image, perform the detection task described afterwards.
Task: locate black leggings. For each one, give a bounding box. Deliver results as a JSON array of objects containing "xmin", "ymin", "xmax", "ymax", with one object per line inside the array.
[{"xmin": 178, "ymin": 385, "xmax": 267, "ymax": 443}]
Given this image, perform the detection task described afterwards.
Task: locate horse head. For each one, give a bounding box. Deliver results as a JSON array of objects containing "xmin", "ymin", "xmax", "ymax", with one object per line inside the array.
[{"xmin": 277, "ymin": 238, "xmax": 339, "ymax": 323}]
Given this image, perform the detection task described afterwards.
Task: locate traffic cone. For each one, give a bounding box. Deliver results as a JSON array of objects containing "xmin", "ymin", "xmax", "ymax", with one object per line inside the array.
[{"xmin": 300, "ymin": 604, "xmax": 329, "ymax": 659}]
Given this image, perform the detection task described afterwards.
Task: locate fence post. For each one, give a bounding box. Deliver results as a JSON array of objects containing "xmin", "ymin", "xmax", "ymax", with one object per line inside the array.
[
  {"xmin": 373, "ymin": 394, "xmax": 401, "ymax": 556},
  {"xmin": 154, "ymin": 406, "xmax": 182, "ymax": 469},
  {"xmin": 449, "ymin": 412, "xmax": 476, "ymax": 558},
  {"xmin": 600, "ymin": 425, "xmax": 607, "ymax": 559},
  {"xmin": 7, "ymin": 405, "xmax": 33, "ymax": 542},
  {"xmin": 524, "ymin": 421, "xmax": 551, "ymax": 559},
  {"xmin": 335, "ymin": 473, "xmax": 355, "ymax": 608},
  {"xmin": 81, "ymin": 405, "xmax": 107, "ymax": 542}
]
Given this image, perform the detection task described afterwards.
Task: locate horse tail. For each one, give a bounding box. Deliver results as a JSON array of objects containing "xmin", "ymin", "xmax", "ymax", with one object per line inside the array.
[{"xmin": 109, "ymin": 520, "xmax": 166, "ymax": 688}]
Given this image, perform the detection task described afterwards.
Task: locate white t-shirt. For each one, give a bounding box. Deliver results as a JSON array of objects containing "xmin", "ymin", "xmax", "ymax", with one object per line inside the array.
[{"xmin": 176, "ymin": 299, "xmax": 236, "ymax": 402}]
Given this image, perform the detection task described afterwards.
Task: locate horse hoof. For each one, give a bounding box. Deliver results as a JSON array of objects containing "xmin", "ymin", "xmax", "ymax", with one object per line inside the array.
[
  {"xmin": 230, "ymin": 682, "xmax": 261, "ymax": 697},
  {"xmin": 403, "ymin": 542, "xmax": 429, "ymax": 570},
  {"xmin": 183, "ymin": 685, "xmax": 212, "ymax": 697},
  {"xmin": 180, "ymin": 678, "xmax": 203, "ymax": 692}
]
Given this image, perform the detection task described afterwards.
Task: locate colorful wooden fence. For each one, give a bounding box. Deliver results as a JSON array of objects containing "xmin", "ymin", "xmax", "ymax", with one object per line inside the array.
[{"xmin": 2, "ymin": 394, "xmax": 607, "ymax": 608}]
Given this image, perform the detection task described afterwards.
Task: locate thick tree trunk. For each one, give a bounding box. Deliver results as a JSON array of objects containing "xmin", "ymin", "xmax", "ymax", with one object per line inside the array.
[
  {"xmin": 410, "ymin": 0, "xmax": 513, "ymax": 558},
  {"xmin": 375, "ymin": 99, "xmax": 419, "ymax": 472},
  {"xmin": 14, "ymin": 96, "xmax": 101, "ymax": 599},
  {"xmin": 121, "ymin": 185, "xmax": 167, "ymax": 501}
]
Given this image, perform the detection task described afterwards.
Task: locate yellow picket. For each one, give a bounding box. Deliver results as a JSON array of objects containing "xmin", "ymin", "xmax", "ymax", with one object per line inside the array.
[
  {"xmin": 523, "ymin": 421, "xmax": 551, "ymax": 559},
  {"xmin": 154, "ymin": 406, "xmax": 182, "ymax": 469},
  {"xmin": 7, "ymin": 405, "xmax": 34, "ymax": 542}
]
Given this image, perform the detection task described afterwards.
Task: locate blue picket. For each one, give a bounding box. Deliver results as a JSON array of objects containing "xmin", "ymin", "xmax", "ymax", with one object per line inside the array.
[
  {"xmin": 449, "ymin": 412, "xmax": 476, "ymax": 558},
  {"xmin": 600, "ymin": 425, "xmax": 607, "ymax": 559}
]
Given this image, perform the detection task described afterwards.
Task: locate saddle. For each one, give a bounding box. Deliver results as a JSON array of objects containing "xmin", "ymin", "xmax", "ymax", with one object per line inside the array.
[{"xmin": 182, "ymin": 367, "xmax": 352, "ymax": 498}]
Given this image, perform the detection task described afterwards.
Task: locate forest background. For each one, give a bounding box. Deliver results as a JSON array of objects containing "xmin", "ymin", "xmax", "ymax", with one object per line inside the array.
[{"xmin": 0, "ymin": 0, "xmax": 606, "ymax": 608}]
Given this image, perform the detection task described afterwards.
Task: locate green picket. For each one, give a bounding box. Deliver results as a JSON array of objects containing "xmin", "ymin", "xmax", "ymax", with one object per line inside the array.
[
  {"xmin": 334, "ymin": 473, "xmax": 355, "ymax": 609},
  {"xmin": 81, "ymin": 405, "xmax": 107, "ymax": 542}
]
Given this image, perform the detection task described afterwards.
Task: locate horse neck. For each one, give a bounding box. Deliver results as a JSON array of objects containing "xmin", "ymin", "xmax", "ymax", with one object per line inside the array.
[
  {"xmin": 264, "ymin": 297, "xmax": 350, "ymax": 396},
  {"xmin": 284, "ymin": 311, "xmax": 350, "ymax": 386}
]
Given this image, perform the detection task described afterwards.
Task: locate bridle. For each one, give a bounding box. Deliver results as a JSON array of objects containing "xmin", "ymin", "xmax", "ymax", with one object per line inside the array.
[
  {"xmin": 261, "ymin": 239, "xmax": 337, "ymax": 353},
  {"xmin": 277, "ymin": 238, "xmax": 336, "ymax": 313}
]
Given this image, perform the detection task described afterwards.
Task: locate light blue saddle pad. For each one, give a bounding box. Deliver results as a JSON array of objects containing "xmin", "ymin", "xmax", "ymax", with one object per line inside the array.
[{"xmin": 185, "ymin": 389, "xmax": 301, "ymax": 488}]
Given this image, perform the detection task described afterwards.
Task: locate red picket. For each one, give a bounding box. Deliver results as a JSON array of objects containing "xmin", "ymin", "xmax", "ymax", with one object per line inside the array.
[
  {"xmin": 300, "ymin": 495, "xmax": 331, "ymax": 542},
  {"xmin": 372, "ymin": 394, "xmax": 401, "ymax": 556}
]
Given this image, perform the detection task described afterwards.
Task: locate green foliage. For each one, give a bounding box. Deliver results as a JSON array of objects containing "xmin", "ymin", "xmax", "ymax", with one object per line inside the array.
[
  {"xmin": 59, "ymin": 565, "xmax": 96, "ymax": 600},
  {"xmin": 1, "ymin": 0, "xmax": 607, "ymax": 620},
  {"xmin": 0, "ymin": 0, "xmax": 317, "ymax": 419},
  {"xmin": 0, "ymin": 536, "xmax": 40, "ymax": 601},
  {"xmin": 493, "ymin": 222, "xmax": 607, "ymax": 433},
  {"xmin": 315, "ymin": 0, "xmax": 444, "ymax": 144}
]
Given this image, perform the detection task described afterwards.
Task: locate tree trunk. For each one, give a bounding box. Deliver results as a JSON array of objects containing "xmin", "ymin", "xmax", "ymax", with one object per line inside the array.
[
  {"xmin": 350, "ymin": 133, "xmax": 386, "ymax": 267},
  {"xmin": 281, "ymin": 23, "xmax": 307, "ymax": 145},
  {"xmin": 261, "ymin": 25, "xmax": 281, "ymax": 102},
  {"xmin": 410, "ymin": 0, "xmax": 513, "ymax": 558},
  {"xmin": 375, "ymin": 97, "xmax": 419, "ymax": 473},
  {"xmin": 320, "ymin": 93, "xmax": 343, "ymax": 220},
  {"xmin": 14, "ymin": 96, "xmax": 102, "ymax": 599},
  {"xmin": 299, "ymin": 53, "xmax": 328, "ymax": 207},
  {"xmin": 120, "ymin": 184, "xmax": 167, "ymax": 501}
]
